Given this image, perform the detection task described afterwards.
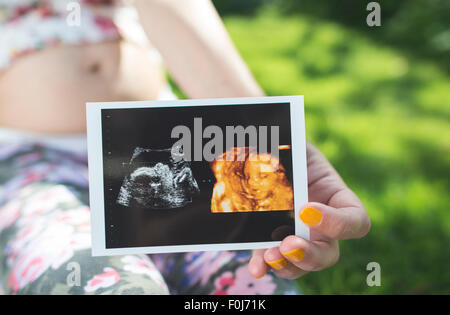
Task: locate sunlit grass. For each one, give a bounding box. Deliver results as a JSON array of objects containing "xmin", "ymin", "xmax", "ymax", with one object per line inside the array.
[{"xmin": 222, "ymin": 8, "xmax": 450, "ymax": 294}]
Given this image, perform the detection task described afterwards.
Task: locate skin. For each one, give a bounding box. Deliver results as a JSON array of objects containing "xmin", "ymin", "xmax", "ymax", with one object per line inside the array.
[
  {"xmin": 0, "ymin": 0, "xmax": 369, "ymax": 280},
  {"xmin": 0, "ymin": 40, "xmax": 165, "ymax": 133},
  {"xmin": 0, "ymin": 0, "xmax": 263, "ymax": 134},
  {"xmin": 249, "ymin": 142, "xmax": 370, "ymax": 279},
  {"xmin": 133, "ymin": 0, "xmax": 264, "ymax": 99}
]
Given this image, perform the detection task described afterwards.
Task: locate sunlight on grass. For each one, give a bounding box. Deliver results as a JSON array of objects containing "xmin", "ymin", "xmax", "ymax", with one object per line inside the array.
[{"xmin": 222, "ymin": 7, "xmax": 450, "ymax": 294}]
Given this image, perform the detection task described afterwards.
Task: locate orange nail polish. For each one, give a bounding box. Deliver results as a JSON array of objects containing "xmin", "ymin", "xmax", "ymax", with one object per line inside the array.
[
  {"xmin": 266, "ymin": 258, "xmax": 287, "ymax": 270},
  {"xmin": 252, "ymin": 272, "xmax": 266, "ymax": 279},
  {"xmin": 282, "ymin": 248, "xmax": 305, "ymax": 262},
  {"xmin": 299, "ymin": 207, "xmax": 323, "ymax": 226}
]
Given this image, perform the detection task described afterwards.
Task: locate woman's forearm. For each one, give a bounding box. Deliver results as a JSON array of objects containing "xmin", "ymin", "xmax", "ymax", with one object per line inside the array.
[{"xmin": 134, "ymin": 0, "xmax": 265, "ymax": 98}]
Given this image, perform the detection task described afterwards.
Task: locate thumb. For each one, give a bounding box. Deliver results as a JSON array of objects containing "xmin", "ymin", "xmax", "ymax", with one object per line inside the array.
[{"xmin": 299, "ymin": 202, "xmax": 370, "ymax": 240}]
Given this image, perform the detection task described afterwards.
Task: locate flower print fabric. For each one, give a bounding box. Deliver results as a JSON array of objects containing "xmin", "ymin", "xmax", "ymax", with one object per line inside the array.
[
  {"xmin": 211, "ymin": 265, "xmax": 278, "ymax": 295},
  {"xmin": 0, "ymin": 141, "xmax": 169, "ymax": 294},
  {"xmin": 0, "ymin": 0, "xmax": 121, "ymax": 72},
  {"xmin": 0, "ymin": 140, "xmax": 301, "ymax": 294},
  {"xmin": 152, "ymin": 251, "xmax": 297, "ymax": 295},
  {"xmin": 84, "ymin": 267, "xmax": 120, "ymax": 292}
]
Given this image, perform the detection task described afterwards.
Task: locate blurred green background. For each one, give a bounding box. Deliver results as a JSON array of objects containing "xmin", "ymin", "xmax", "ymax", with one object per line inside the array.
[{"xmin": 172, "ymin": 0, "xmax": 450, "ymax": 294}]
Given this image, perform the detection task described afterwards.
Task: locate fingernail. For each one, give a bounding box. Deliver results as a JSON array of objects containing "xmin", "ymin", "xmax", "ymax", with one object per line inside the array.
[
  {"xmin": 282, "ymin": 248, "xmax": 305, "ymax": 263},
  {"xmin": 252, "ymin": 271, "xmax": 266, "ymax": 280},
  {"xmin": 300, "ymin": 207, "xmax": 323, "ymax": 226},
  {"xmin": 266, "ymin": 258, "xmax": 287, "ymax": 270}
]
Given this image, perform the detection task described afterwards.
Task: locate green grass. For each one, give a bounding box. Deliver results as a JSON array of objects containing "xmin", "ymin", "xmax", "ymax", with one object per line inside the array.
[{"xmin": 220, "ymin": 8, "xmax": 450, "ymax": 294}]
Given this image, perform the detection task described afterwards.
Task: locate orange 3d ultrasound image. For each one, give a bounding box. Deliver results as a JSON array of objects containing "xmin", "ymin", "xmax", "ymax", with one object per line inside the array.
[{"xmin": 210, "ymin": 146, "xmax": 294, "ymax": 213}]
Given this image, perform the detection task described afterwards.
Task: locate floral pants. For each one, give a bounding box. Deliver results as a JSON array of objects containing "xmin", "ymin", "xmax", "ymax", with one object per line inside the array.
[{"xmin": 0, "ymin": 142, "xmax": 300, "ymax": 295}]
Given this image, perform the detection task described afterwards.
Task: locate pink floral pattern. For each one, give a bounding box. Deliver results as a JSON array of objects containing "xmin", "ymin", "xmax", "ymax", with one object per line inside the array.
[
  {"xmin": 84, "ymin": 267, "xmax": 120, "ymax": 293},
  {"xmin": 228, "ymin": 265, "xmax": 277, "ymax": 295},
  {"xmin": 212, "ymin": 271, "xmax": 235, "ymax": 295},
  {"xmin": 121, "ymin": 255, "xmax": 168, "ymax": 291},
  {"xmin": 184, "ymin": 251, "xmax": 235, "ymax": 286},
  {"xmin": 4, "ymin": 185, "xmax": 91, "ymax": 294},
  {"xmin": 0, "ymin": 0, "xmax": 120, "ymax": 72},
  {"xmin": 212, "ymin": 265, "xmax": 277, "ymax": 295},
  {"xmin": 0, "ymin": 142, "xmax": 300, "ymax": 294}
]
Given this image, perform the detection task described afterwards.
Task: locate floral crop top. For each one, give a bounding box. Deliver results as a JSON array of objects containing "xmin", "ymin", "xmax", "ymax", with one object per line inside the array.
[{"xmin": 0, "ymin": 0, "xmax": 123, "ymax": 72}]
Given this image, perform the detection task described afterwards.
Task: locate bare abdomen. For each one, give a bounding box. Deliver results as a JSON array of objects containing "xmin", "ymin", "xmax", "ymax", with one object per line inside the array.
[{"xmin": 0, "ymin": 40, "xmax": 165, "ymax": 134}]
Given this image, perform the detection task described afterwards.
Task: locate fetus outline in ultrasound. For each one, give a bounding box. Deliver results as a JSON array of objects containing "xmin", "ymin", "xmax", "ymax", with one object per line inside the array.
[{"xmin": 116, "ymin": 145, "xmax": 200, "ymax": 209}]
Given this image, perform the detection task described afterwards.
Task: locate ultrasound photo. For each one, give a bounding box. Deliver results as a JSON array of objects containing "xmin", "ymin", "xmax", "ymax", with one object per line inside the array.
[
  {"xmin": 116, "ymin": 146, "xmax": 200, "ymax": 209},
  {"xmin": 88, "ymin": 97, "xmax": 308, "ymax": 255}
]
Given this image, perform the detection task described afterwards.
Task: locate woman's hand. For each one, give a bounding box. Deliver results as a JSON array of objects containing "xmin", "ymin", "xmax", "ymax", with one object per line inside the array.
[{"xmin": 248, "ymin": 142, "xmax": 371, "ymax": 279}]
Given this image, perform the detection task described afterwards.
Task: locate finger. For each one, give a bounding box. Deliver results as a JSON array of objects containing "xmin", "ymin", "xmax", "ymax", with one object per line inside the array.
[
  {"xmin": 248, "ymin": 249, "xmax": 269, "ymax": 279},
  {"xmin": 263, "ymin": 247, "xmax": 308, "ymax": 280},
  {"xmin": 279, "ymin": 235, "xmax": 340, "ymax": 271},
  {"xmin": 299, "ymin": 201, "xmax": 371, "ymax": 240}
]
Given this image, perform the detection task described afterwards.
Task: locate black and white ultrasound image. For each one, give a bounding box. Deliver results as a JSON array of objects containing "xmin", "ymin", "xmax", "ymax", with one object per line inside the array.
[
  {"xmin": 101, "ymin": 103, "xmax": 295, "ymax": 249},
  {"xmin": 116, "ymin": 146, "xmax": 200, "ymax": 209}
]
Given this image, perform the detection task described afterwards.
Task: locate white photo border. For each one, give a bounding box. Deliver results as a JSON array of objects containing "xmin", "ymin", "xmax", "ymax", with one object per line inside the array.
[{"xmin": 86, "ymin": 96, "xmax": 309, "ymax": 256}]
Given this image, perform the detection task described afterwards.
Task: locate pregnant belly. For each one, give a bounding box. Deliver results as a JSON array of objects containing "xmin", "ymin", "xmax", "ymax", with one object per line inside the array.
[{"xmin": 0, "ymin": 40, "xmax": 165, "ymax": 134}]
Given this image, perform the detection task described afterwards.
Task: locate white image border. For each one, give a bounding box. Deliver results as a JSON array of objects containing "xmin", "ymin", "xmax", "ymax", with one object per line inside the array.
[{"xmin": 86, "ymin": 95, "xmax": 309, "ymax": 256}]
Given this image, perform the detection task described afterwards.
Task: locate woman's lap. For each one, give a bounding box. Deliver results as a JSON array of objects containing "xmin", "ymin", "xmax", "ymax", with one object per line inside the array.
[{"xmin": 0, "ymin": 142, "xmax": 300, "ymax": 294}]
